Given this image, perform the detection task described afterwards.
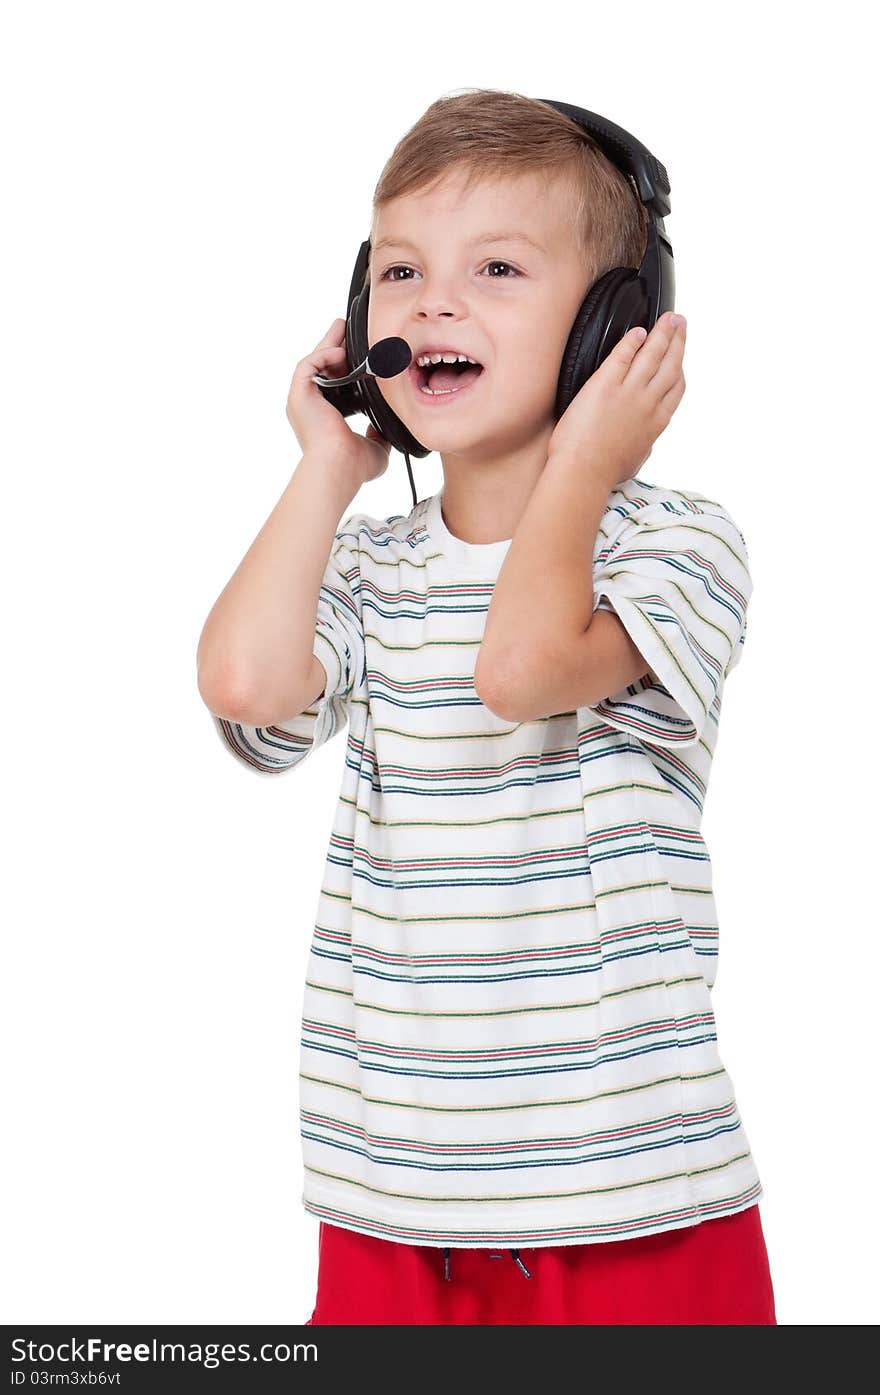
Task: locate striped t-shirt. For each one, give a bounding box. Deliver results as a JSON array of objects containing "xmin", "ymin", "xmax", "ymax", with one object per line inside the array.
[{"xmin": 212, "ymin": 475, "xmax": 763, "ymax": 1249}]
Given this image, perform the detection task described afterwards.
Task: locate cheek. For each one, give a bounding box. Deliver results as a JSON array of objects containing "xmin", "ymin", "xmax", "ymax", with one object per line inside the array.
[
  {"xmin": 366, "ymin": 303, "xmax": 395, "ymax": 353},
  {"xmin": 503, "ymin": 353, "xmax": 561, "ymax": 404}
]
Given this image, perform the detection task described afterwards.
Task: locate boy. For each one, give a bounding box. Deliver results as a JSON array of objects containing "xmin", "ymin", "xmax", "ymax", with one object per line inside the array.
[{"xmin": 196, "ymin": 90, "xmax": 776, "ymax": 1325}]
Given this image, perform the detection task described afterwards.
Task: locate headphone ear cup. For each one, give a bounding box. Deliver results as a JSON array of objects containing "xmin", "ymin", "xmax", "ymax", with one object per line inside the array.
[
  {"xmin": 346, "ymin": 280, "xmax": 432, "ymax": 459},
  {"xmin": 555, "ymin": 267, "xmax": 648, "ymax": 419}
]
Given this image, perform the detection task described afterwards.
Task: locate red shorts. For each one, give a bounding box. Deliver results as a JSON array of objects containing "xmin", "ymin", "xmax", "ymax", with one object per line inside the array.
[{"xmin": 305, "ymin": 1202, "xmax": 776, "ymax": 1325}]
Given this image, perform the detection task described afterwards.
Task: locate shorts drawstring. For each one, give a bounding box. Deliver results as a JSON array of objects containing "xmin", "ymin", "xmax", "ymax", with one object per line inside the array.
[{"xmin": 441, "ymin": 1247, "xmax": 532, "ymax": 1281}]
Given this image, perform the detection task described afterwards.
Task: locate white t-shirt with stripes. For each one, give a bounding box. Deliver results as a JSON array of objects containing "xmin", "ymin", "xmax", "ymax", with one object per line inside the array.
[{"xmin": 212, "ymin": 475, "xmax": 763, "ymax": 1249}]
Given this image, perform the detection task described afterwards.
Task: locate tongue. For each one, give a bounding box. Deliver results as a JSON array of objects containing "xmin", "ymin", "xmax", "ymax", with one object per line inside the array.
[{"xmin": 428, "ymin": 364, "xmax": 482, "ymax": 391}]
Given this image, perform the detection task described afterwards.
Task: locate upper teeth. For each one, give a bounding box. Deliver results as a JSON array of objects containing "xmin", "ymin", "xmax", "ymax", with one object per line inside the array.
[{"xmin": 416, "ymin": 352, "xmax": 479, "ymax": 367}]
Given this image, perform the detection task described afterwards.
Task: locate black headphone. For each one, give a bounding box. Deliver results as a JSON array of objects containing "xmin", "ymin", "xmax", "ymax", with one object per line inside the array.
[{"xmin": 336, "ymin": 98, "xmax": 673, "ymax": 509}]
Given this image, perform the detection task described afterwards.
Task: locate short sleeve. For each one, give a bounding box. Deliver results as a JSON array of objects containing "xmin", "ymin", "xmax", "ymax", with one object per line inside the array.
[
  {"xmin": 210, "ymin": 514, "xmax": 367, "ymax": 776},
  {"xmin": 588, "ymin": 495, "xmax": 752, "ymax": 749}
]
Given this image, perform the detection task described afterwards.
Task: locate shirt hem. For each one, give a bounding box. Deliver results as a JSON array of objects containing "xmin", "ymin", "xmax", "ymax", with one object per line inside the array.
[{"xmin": 301, "ymin": 1166, "xmax": 764, "ymax": 1250}]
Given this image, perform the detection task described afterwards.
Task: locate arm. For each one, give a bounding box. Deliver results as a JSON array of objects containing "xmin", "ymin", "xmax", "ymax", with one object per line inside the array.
[
  {"xmin": 474, "ymin": 458, "xmax": 648, "ymax": 721},
  {"xmin": 479, "ymin": 605, "xmax": 654, "ymax": 724},
  {"xmin": 475, "ymin": 314, "xmax": 687, "ymax": 723},
  {"xmin": 197, "ymin": 451, "xmax": 358, "ymax": 726}
]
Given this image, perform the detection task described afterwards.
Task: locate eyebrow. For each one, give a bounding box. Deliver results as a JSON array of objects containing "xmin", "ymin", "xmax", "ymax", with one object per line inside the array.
[{"xmin": 371, "ymin": 230, "xmax": 546, "ymax": 255}]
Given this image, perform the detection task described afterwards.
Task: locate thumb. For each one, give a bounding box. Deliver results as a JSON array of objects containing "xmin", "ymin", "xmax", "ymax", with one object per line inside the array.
[{"xmin": 366, "ymin": 424, "xmax": 391, "ymax": 451}]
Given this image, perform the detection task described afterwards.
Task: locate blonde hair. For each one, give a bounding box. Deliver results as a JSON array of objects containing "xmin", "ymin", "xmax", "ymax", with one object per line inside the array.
[{"xmin": 367, "ymin": 87, "xmax": 648, "ymax": 291}]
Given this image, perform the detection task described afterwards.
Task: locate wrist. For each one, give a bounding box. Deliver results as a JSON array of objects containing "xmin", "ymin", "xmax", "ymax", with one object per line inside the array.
[
  {"xmin": 544, "ymin": 445, "xmax": 619, "ymax": 502},
  {"xmin": 298, "ymin": 448, "xmax": 361, "ymax": 510}
]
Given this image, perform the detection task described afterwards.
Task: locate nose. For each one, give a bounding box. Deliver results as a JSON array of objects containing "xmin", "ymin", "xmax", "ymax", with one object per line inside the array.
[{"xmin": 411, "ymin": 274, "xmax": 469, "ymax": 321}]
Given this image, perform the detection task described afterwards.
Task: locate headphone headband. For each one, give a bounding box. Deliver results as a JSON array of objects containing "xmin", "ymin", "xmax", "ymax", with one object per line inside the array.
[{"xmin": 536, "ymin": 98, "xmax": 671, "ymax": 217}]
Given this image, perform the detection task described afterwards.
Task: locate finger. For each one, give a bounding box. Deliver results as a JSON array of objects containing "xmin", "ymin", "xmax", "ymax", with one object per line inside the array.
[
  {"xmin": 605, "ymin": 325, "xmax": 651, "ymax": 382},
  {"xmin": 306, "ymin": 319, "xmax": 346, "ymax": 361},
  {"xmin": 658, "ymin": 372, "xmax": 686, "ymax": 418},
  {"xmin": 296, "ymin": 344, "xmax": 348, "ymax": 381},
  {"xmin": 648, "ymin": 325, "xmax": 686, "ymax": 399},
  {"xmin": 320, "ymin": 316, "xmax": 346, "ymax": 344},
  {"xmin": 626, "ymin": 312, "xmax": 683, "ymax": 385}
]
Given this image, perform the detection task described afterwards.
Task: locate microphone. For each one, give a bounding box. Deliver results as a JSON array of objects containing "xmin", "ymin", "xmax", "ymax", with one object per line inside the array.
[
  {"xmin": 311, "ymin": 331, "xmax": 419, "ymax": 499},
  {"xmin": 311, "ymin": 335, "xmax": 412, "ymax": 388}
]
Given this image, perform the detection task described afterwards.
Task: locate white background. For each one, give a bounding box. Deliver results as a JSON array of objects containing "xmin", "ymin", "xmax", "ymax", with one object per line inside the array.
[{"xmin": 3, "ymin": 0, "xmax": 876, "ymax": 1326}]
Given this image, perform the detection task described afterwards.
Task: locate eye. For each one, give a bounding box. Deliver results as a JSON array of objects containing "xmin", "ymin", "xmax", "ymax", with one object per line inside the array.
[
  {"xmin": 379, "ymin": 265, "xmax": 414, "ymax": 283},
  {"xmin": 378, "ymin": 260, "xmax": 522, "ymax": 283}
]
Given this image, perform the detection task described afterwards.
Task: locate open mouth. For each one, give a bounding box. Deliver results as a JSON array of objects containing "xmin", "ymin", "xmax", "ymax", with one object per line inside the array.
[{"xmin": 409, "ymin": 358, "xmax": 485, "ymax": 400}]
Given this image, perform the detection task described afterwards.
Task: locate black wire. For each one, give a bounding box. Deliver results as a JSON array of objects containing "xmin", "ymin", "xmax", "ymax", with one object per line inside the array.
[{"xmin": 404, "ymin": 449, "xmax": 418, "ymax": 509}]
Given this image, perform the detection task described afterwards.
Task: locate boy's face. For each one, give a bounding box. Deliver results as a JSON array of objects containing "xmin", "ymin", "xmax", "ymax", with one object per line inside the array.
[{"xmin": 367, "ymin": 167, "xmax": 592, "ymax": 464}]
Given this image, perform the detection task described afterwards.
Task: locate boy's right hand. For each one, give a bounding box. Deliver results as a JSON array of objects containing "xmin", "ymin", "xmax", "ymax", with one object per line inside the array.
[{"xmin": 286, "ymin": 317, "xmax": 392, "ymax": 489}]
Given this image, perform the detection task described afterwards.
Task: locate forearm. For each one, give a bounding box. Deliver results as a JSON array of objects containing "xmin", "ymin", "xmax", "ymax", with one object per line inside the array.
[
  {"xmin": 196, "ymin": 452, "xmax": 357, "ymax": 718},
  {"xmin": 477, "ymin": 453, "xmax": 611, "ymax": 690}
]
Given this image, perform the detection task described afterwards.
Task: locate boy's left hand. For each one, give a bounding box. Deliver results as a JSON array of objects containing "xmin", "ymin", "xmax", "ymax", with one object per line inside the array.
[{"xmin": 548, "ymin": 310, "xmax": 687, "ymax": 489}]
